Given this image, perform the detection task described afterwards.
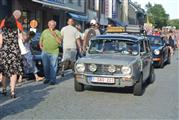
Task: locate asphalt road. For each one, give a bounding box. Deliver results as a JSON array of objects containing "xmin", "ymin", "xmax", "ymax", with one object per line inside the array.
[{"xmin": 0, "ymin": 50, "xmax": 179, "ymax": 120}]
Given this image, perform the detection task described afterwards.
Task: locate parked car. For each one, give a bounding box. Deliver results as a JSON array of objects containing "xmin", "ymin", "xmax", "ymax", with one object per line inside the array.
[
  {"xmin": 147, "ymin": 35, "xmax": 171, "ymax": 68},
  {"xmin": 74, "ymin": 32, "xmax": 155, "ymax": 96}
]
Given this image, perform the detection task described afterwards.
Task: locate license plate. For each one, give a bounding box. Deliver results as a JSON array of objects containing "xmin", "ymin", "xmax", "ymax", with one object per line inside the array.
[{"xmin": 88, "ymin": 77, "xmax": 115, "ymax": 83}]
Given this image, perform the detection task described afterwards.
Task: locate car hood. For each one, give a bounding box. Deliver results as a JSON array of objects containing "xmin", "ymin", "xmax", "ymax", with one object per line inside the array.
[
  {"xmin": 151, "ymin": 45, "xmax": 163, "ymax": 50},
  {"xmin": 77, "ymin": 54, "xmax": 138, "ymax": 65}
]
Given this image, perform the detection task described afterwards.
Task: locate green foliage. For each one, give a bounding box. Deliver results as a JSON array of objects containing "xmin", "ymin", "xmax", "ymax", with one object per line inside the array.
[
  {"xmin": 168, "ymin": 19, "xmax": 179, "ymax": 29},
  {"xmin": 145, "ymin": 3, "xmax": 169, "ymax": 28}
]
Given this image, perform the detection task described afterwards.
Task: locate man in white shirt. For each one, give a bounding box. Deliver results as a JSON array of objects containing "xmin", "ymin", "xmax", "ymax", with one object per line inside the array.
[
  {"xmin": 83, "ymin": 19, "xmax": 101, "ymax": 52},
  {"xmin": 60, "ymin": 18, "xmax": 81, "ymax": 77}
]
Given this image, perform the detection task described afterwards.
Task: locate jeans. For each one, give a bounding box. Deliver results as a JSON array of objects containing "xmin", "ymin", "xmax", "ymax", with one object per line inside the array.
[
  {"xmin": 23, "ymin": 52, "xmax": 38, "ymax": 74},
  {"xmin": 42, "ymin": 51, "xmax": 58, "ymax": 83}
]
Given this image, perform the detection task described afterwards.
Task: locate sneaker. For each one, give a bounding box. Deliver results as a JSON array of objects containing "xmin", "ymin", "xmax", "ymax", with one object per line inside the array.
[
  {"xmin": 43, "ymin": 80, "xmax": 49, "ymax": 84},
  {"xmin": 49, "ymin": 81, "xmax": 56, "ymax": 85},
  {"xmin": 61, "ymin": 73, "xmax": 64, "ymax": 77}
]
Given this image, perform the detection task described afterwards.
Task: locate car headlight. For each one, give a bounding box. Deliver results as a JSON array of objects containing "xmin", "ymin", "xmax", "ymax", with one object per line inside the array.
[
  {"xmin": 154, "ymin": 49, "xmax": 160, "ymax": 55},
  {"xmin": 76, "ymin": 63, "xmax": 85, "ymax": 73},
  {"xmin": 121, "ymin": 66, "xmax": 131, "ymax": 75},
  {"xmin": 108, "ymin": 65, "xmax": 116, "ymax": 73},
  {"xmin": 88, "ymin": 64, "xmax": 97, "ymax": 72},
  {"xmin": 38, "ymin": 61, "xmax": 42, "ymax": 65}
]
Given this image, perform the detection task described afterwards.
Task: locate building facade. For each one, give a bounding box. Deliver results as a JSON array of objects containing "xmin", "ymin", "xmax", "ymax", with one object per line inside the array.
[
  {"xmin": 0, "ymin": 0, "xmax": 146, "ymax": 31},
  {"xmin": 0, "ymin": 0, "xmax": 12, "ymax": 20},
  {"xmin": 11, "ymin": 0, "xmax": 86, "ymax": 31},
  {"xmin": 128, "ymin": 1, "xmax": 145, "ymax": 26}
]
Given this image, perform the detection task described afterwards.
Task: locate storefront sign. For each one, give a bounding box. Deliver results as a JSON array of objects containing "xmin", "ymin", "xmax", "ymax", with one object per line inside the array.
[
  {"xmin": 34, "ymin": 0, "xmax": 64, "ymax": 6},
  {"xmin": 30, "ymin": 20, "xmax": 38, "ymax": 28},
  {"xmin": 32, "ymin": 0, "xmax": 79, "ymax": 11}
]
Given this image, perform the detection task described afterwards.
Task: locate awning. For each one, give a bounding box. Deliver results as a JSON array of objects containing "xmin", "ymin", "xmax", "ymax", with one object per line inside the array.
[
  {"xmin": 108, "ymin": 18, "xmax": 127, "ymax": 27},
  {"xmin": 68, "ymin": 13, "xmax": 88, "ymax": 21},
  {"xmin": 32, "ymin": 0, "xmax": 78, "ymax": 12}
]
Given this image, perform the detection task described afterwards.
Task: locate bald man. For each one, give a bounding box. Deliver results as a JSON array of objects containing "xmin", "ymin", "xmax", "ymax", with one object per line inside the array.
[
  {"xmin": 40, "ymin": 20, "xmax": 61, "ymax": 85},
  {"xmin": 60, "ymin": 18, "xmax": 82, "ymax": 77}
]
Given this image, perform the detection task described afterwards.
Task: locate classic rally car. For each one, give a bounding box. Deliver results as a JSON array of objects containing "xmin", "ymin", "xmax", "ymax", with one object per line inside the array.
[
  {"xmin": 74, "ymin": 27, "xmax": 155, "ymax": 96},
  {"xmin": 147, "ymin": 35, "xmax": 171, "ymax": 68}
]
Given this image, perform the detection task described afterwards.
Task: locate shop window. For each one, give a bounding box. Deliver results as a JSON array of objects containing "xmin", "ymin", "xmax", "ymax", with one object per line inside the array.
[
  {"xmin": 69, "ymin": 0, "xmax": 73, "ymax": 3},
  {"xmin": 1, "ymin": 0, "xmax": 7, "ymax": 6},
  {"xmin": 78, "ymin": 0, "xmax": 81, "ymax": 6},
  {"xmin": 100, "ymin": 0, "xmax": 105, "ymax": 14},
  {"xmin": 88, "ymin": 0, "xmax": 95, "ymax": 10}
]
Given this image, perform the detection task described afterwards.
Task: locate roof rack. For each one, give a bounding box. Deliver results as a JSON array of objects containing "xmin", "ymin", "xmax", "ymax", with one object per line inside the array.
[{"xmin": 106, "ymin": 25, "xmax": 146, "ymax": 34}]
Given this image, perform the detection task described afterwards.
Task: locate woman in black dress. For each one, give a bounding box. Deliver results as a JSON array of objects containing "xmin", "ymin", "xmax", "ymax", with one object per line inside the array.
[{"xmin": 0, "ymin": 15, "xmax": 23, "ymax": 98}]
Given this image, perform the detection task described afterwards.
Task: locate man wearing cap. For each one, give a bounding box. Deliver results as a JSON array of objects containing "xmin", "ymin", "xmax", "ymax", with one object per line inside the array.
[{"xmin": 83, "ymin": 19, "xmax": 101, "ymax": 52}]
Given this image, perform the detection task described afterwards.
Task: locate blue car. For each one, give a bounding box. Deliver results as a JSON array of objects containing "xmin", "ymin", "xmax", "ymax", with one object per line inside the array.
[{"xmin": 147, "ymin": 35, "xmax": 171, "ymax": 68}]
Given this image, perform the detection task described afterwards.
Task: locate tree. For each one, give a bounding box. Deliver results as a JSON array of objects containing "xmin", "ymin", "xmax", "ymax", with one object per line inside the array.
[
  {"xmin": 168, "ymin": 19, "xmax": 179, "ymax": 29},
  {"xmin": 145, "ymin": 2, "xmax": 155, "ymax": 26},
  {"xmin": 145, "ymin": 3, "xmax": 169, "ymax": 28}
]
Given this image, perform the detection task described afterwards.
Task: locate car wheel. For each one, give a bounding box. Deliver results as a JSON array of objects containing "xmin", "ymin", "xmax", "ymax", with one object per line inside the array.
[
  {"xmin": 166, "ymin": 54, "xmax": 171, "ymax": 64},
  {"xmin": 133, "ymin": 74, "xmax": 143, "ymax": 96},
  {"xmin": 147, "ymin": 66, "xmax": 155, "ymax": 84},
  {"xmin": 74, "ymin": 79, "xmax": 84, "ymax": 92},
  {"xmin": 159, "ymin": 57, "xmax": 164, "ymax": 68}
]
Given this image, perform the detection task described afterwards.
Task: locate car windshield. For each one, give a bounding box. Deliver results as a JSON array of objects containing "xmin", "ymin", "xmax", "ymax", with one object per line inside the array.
[
  {"xmin": 148, "ymin": 36, "xmax": 163, "ymax": 46},
  {"xmin": 88, "ymin": 39, "xmax": 139, "ymax": 56}
]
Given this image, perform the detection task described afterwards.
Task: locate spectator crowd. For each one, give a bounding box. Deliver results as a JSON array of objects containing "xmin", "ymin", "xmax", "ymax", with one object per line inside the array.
[{"xmin": 0, "ymin": 10, "xmax": 101, "ymax": 98}]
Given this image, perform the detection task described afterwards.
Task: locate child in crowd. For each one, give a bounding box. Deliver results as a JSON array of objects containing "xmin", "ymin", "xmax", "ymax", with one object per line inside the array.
[{"xmin": 18, "ymin": 31, "xmax": 43, "ymax": 83}]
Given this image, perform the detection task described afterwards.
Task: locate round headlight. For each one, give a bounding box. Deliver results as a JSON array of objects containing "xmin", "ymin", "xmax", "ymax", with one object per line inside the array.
[
  {"xmin": 88, "ymin": 64, "xmax": 97, "ymax": 72},
  {"xmin": 108, "ymin": 65, "xmax": 116, "ymax": 73},
  {"xmin": 121, "ymin": 66, "xmax": 131, "ymax": 75},
  {"xmin": 76, "ymin": 63, "xmax": 85, "ymax": 73},
  {"xmin": 154, "ymin": 49, "xmax": 160, "ymax": 55}
]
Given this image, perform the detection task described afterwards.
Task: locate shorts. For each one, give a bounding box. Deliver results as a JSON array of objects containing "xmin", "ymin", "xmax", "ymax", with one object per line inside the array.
[{"xmin": 62, "ymin": 48, "xmax": 77, "ymax": 62}]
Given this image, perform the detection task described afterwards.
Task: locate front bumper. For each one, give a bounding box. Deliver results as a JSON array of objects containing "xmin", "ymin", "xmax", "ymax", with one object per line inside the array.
[
  {"xmin": 74, "ymin": 73, "xmax": 136, "ymax": 87},
  {"xmin": 152, "ymin": 54, "xmax": 162, "ymax": 64}
]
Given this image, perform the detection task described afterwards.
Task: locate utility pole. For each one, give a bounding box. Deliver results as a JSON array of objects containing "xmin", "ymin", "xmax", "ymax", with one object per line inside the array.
[
  {"xmin": 122, "ymin": 0, "xmax": 128, "ymax": 24},
  {"xmin": 98, "ymin": 0, "xmax": 101, "ymax": 23}
]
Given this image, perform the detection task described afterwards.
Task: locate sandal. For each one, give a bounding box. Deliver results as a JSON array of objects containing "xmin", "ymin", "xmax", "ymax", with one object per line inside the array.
[
  {"xmin": 1, "ymin": 88, "xmax": 7, "ymax": 96},
  {"xmin": 10, "ymin": 91, "xmax": 16, "ymax": 98},
  {"xmin": 36, "ymin": 76, "xmax": 44, "ymax": 81}
]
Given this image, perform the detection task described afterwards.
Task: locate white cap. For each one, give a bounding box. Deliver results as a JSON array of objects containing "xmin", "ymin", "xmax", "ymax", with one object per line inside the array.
[{"xmin": 90, "ymin": 19, "xmax": 97, "ymax": 25}]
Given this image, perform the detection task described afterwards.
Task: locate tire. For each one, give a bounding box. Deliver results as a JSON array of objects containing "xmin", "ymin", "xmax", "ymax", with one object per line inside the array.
[
  {"xmin": 133, "ymin": 74, "xmax": 143, "ymax": 96},
  {"xmin": 166, "ymin": 54, "xmax": 171, "ymax": 64},
  {"xmin": 147, "ymin": 66, "xmax": 155, "ymax": 84},
  {"xmin": 74, "ymin": 79, "xmax": 84, "ymax": 92},
  {"xmin": 159, "ymin": 57, "xmax": 164, "ymax": 68}
]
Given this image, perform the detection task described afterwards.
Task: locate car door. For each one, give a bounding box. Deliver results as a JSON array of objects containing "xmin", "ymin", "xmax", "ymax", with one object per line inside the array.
[
  {"xmin": 145, "ymin": 39, "xmax": 152, "ymax": 78},
  {"xmin": 140, "ymin": 40, "xmax": 150, "ymax": 80},
  {"xmin": 161, "ymin": 39, "xmax": 169, "ymax": 62}
]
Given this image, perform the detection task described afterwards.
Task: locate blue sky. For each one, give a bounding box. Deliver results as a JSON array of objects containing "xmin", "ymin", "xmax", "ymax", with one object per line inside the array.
[{"xmin": 134, "ymin": 0, "xmax": 179, "ymax": 19}]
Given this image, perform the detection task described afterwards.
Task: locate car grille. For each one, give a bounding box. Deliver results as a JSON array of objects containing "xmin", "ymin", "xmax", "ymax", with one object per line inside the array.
[{"xmin": 85, "ymin": 64, "xmax": 122, "ymax": 75}]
